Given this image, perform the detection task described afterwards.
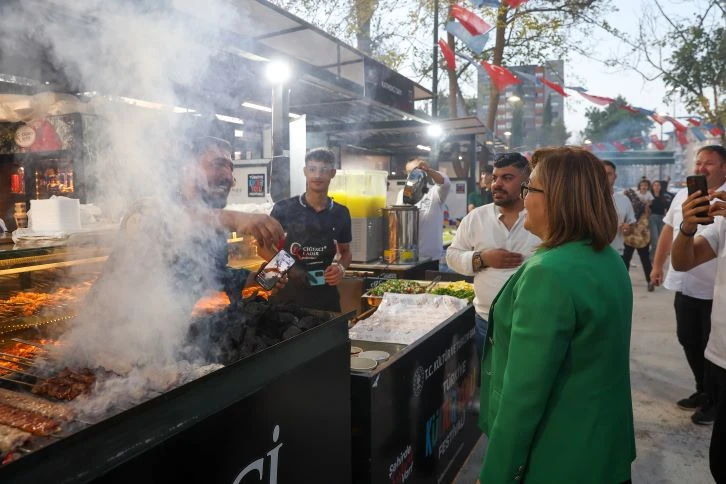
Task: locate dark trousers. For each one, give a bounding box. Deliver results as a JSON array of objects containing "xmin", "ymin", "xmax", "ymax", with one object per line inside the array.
[
  {"xmin": 674, "ymin": 292, "xmax": 713, "ymax": 396},
  {"xmin": 710, "ymin": 363, "xmax": 726, "ymax": 483},
  {"xmin": 622, "ymin": 244, "xmax": 652, "ymax": 283}
]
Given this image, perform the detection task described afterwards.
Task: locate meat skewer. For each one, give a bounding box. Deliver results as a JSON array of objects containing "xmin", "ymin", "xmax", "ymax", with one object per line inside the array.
[
  {"xmin": 9, "ymin": 339, "xmax": 48, "ymax": 351},
  {"xmin": 0, "ymin": 402, "xmax": 59, "ymax": 436},
  {"xmin": 0, "ymin": 376, "xmax": 33, "ymax": 388},
  {"xmin": 31, "ymin": 368, "xmax": 96, "ymax": 401},
  {"xmin": 0, "ymin": 352, "xmax": 34, "ymax": 365},
  {"xmin": 0, "ymin": 389, "xmax": 73, "ymax": 421},
  {"xmin": 0, "ymin": 424, "xmax": 31, "ymax": 455},
  {"xmin": 0, "ymin": 366, "xmax": 39, "ymax": 380},
  {"xmin": 0, "ymin": 355, "xmax": 33, "ymax": 368}
]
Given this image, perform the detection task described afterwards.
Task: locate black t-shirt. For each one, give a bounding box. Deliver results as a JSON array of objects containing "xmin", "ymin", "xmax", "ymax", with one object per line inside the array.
[
  {"xmin": 270, "ymin": 194, "xmax": 352, "ymax": 312},
  {"xmin": 650, "ymin": 194, "xmax": 669, "ymax": 216}
]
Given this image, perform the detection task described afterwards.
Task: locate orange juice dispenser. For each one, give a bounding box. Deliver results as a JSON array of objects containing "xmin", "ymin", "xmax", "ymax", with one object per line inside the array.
[{"xmin": 328, "ymin": 170, "xmax": 387, "ymax": 262}]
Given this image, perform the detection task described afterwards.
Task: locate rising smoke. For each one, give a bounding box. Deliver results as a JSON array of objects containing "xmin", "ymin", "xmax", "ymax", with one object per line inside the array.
[{"xmin": 0, "ymin": 0, "xmax": 250, "ymax": 415}]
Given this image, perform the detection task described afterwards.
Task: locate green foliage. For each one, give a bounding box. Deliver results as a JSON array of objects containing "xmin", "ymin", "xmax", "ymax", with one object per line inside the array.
[{"xmin": 581, "ymin": 95, "xmax": 652, "ymax": 142}]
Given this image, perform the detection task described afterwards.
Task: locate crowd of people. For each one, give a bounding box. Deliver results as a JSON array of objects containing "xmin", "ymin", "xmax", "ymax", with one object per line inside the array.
[{"xmin": 445, "ymin": 145, "xmax": 726, "ymax": 483}]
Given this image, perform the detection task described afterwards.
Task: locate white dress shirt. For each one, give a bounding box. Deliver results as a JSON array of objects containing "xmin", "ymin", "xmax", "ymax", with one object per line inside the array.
[
  {"xmin": 662, "ymin": 182, "xmax": 726, "ymax": 300},
  {"xmin": 700, "ymin": 216, "xmax": 726, "ymax": 369},
  {"xmin": 610, "ymin": 191, "xmax": 635, "ymax": 255},
  {"xmin": 446, "ymin": 203, "xmax": 541, "ymax": 319},
  {"xmin": 396, "ymin": 173, "xmax": 451, "ymax": 260}
]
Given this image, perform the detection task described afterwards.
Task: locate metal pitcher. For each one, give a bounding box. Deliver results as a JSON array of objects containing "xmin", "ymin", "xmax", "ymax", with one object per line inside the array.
[{"xmin": 382, "ymin": 205, "xmax": 419, "ymax": 264}]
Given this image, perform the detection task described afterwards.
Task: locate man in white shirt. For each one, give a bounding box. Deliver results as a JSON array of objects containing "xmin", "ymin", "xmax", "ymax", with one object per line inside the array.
[
  {"xmin": 670, "ymin": 143, "xmax": 726, "ymax": 483},
  {"xmin": 602, "ymin": 160, "xmax": 635, "ymax": 256},
  {"xmin": 651, "ymin": 145, "xmax": 726, "ymax": 425},
  {"xmin": 446, "ymin": 152, "xmax": 541, "ymax": 363},
  {"xmin": 397, "ymin": 159, "xmax": 450, "ymax": 262}
]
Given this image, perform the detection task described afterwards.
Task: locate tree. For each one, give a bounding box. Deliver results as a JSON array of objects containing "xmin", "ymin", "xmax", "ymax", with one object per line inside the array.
[
  {"xmin": 581, "ymin": 95, "xmax": 652, "ymax": 145},
  {"xmin": 509, "ymin": 84, "xmax": 525, "ymax": 148},
  {"xmin": 600, "ymin": 0, "xmax": 725, "ymax": 142}
]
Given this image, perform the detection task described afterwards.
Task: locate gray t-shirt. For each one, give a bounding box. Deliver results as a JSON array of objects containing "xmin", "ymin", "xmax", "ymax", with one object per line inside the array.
[{"xmin": 610, "ymin": 191, "xmax": 635, "ymax": 255}]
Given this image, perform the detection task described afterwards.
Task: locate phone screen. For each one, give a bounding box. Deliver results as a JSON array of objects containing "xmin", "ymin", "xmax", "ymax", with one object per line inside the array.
[
  {"xmin": 255, "ymin": 250, "xmax": 296, "ymax": 290},
  {"xmin": 686, "ymin": 175, "xmax": 713, "ymax": 225}
]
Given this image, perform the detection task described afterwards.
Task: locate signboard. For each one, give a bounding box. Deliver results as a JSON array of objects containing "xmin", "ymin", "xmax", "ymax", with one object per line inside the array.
[
  {"xmin": 363, "ymin": 58, "xmax": 415, "ymax": 114},
  {"xmin": 247, "ymin": 173, "xmax": 266, "ymax": 198}
]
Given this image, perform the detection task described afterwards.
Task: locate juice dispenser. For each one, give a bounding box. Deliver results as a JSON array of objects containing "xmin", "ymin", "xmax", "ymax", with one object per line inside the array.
[{"xmin": 328, "ymin": 170, "xmax": 387, "ymax": 262}]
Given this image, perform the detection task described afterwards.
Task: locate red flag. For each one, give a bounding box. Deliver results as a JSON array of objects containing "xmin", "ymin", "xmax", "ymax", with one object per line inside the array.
[
  {"xmin": 540, "ymin": 77, "xmax": 568, "ymax": 97},
  {"xmin": 503, "ymin": 0, "xmax": 528, "ymax": 7},
  {"xmin": 687, "ymin": 118, "xmax": 701, "ymax": 126},
  {"xmin": 480, "ymin": 61, "xmax": 521, "ymax": 91},
  {"xmin": 650, "ymin": 113, "xmax": 666, "ymax": 125},
  {"xmin": 594, "ymin": 143, "xmax": 607, "ymax": 151},
  {"xmin": 666, "ymin": 116, "xmax": 687, "ymax": 133},
  {"xmin": 629, "ymin": 136, "xmax": 643, "ymax": 143},
  {"xmin": 578, "ymin": 92, "xmax": 615, "ymax": 106},
  {"xmin": 710, "ymin": 125, "xmax": 724, "ymax": 136},
  {"xmin": 650, "ymin": 134, "xmax": 665, "ymax": 150},
  {"xmin": 676, "ymin": 130, "xmax": 689, "ymax": 146},
  {"xmin": 450, "ymin": 5, "xmax": 492, "ymax": 36},
  {"xmin": 612, "ymin": 141, "xmax": 627, "ymax": 152},
  {"xmin": 438, "ymin": 39, "xmax": 456, "ymax": 71}
]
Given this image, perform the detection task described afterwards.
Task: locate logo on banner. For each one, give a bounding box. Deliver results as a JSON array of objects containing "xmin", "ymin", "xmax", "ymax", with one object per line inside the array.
[
  {"xmin": 232, "ymin": 425, "xmax": 283, "ymax": 484},
  {"xmin": 412, "ymin": 366, "xmax": 425, "ymax": 397}
]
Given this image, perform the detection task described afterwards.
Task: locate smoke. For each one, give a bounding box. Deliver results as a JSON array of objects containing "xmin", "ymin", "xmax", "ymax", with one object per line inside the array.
[{"xmin": 0, "ymin": 0, "xmax": 253, "ymax": 410}]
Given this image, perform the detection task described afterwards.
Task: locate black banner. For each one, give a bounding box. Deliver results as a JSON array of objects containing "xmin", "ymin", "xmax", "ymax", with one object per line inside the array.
[{"xmin": 363, "ymin": 59, "xmax": 415, "ymax": 114}]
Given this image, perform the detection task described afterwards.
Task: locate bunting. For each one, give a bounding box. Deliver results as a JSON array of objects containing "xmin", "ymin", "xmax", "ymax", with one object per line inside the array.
[
  {"xmin": 511, "ymin": 69, "xmax": 541, "ymax": 85},
  {"xmin": 438, "ymin": 39, "xmax": 456, "ymax": 71},
  {"xmin": 470, "ymin": 0, "xmax": 501, "ymax": 6},
  {"xmin": 676, "ymin": 130, "xmax": 689, "ymax": 146},
  {"xmin": 480, "ymin": 61, "xmax": 521, "ymax": 91},
  {"xmin": 540, "ymin": 77, "xmax": 568, "ymax": 97},
  {"xmin": 690, "ymin": 127, "xmax": 706, "ymax": 141},
  {"xmin": 666, "ymin": 116, "xmax": 687, "ymax": 133},
  {"xmin": 578, "ymin": 92, "xmax": 615, "ymax": 106},
  {"xmin": 650, "ymin": 134, "xmax": 665, "ymax": 150},
  {"xmin": 450, "ymin": 5, "xmax": 492, "ymax": 36},
  {"xmin": 445, "ymin": 21, "xmax": 490, "ymax": 53},
  {"xmin": 612, "ymin": 141, "xmax": 628, "ymax": 152},
  {"xmin": 503, "ymin": 0, "xmax": 529, "ymax": 7},
  {"xmin": 635, "ymin": 107, "xmax": 655, "ymax": 117},
  {"xmin": 687, "ymin": 118, "xmax": 701, "ymax": 126},
  {"xmin": 617, "ymin": 104, "xmax": 639, "ymax": 114},
  {"xmin": 704, "ymin": 124, "xmax": 724, "ymax": 136},
  {"xmin": 650, "ymin": 113, "xmax": 666, "ymax": 125},
  {"xmin": 565, "ymin": 85, "xmax": 588, "ymax": 92}
]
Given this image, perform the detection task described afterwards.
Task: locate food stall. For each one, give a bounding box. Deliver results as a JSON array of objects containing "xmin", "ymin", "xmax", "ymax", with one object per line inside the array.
[{"xmin": 348, "ymin": 281, "xmax": 482, "ymax": 484}]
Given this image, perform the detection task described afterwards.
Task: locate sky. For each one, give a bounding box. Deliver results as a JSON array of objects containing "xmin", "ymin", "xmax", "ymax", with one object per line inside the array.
[{"xmin": 560, "ymin": 0, "xmax": 705, "ymax": 142}]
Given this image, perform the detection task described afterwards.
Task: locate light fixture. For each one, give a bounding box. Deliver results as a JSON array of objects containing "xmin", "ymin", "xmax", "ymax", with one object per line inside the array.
[
  {"xmin": 507, "ymin": 95, "xmax": 521, "ymax": 103},
  {"xmin": 427, "ymin": 124, "xmax": 443, "ymax": 138},
  {"xmin": 503, "ymin": 131, "xmax": 512, "ymax": 137},
  {"xmin": 485, "ymin": 140, "xmax": 494, "ymax": 145},
  {"xmin": 215, "ymin": 114, "xmax": 245, "ymax": 125},
  {"xmin": 391, "ymin": 171, "xmax": 397, "ymax": 175},
  {"xmin": 416, "ymin": 144, "xmax": 432, "ymax": 151},
  {"xmin": 458, "ymin": 155, "xmax": 463, "ymax": 160},
  {"xmin": 584, "ymin": 139, "xmax": 592, "ymax": 145},
  {"xmin": 265, "ymin": 60, "xmax": 291, "ymax": 84},
  {"xmin": 234, "ymin": 129, "xmax": 244, "ymax": 138}
]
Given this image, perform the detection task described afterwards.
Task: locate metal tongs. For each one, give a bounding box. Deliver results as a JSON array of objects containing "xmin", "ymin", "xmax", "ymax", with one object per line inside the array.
[{"xmin": 424, "ymin": 275, "xmax": 442, "ymax": 293}]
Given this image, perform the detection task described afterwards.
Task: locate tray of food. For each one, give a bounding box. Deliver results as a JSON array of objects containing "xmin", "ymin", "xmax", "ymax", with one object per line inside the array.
[
  {"xmin": 429, "ymin": 281, "xmax": 475, "ymax": 302},
  {"xmin": 362, "ymin": 279, "xmax": 428, "ymax": 307}
]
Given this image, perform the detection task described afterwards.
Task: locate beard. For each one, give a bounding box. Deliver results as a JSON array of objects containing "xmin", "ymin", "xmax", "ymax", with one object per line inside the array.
[
  {"xmin": 200, "ymin": 183, "xmax": 231, "ymax": 209},
  {"xmin": 492, "ymin": 189, "xmax": 518, "ymax": 207}
]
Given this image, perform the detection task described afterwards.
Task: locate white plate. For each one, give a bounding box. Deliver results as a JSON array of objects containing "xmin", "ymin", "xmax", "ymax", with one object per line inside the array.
[
  {"xmin": 358, "ymin": 350, "xmax": 390, "ymax": 362},
  {"xmin": 350, "ymin": 346, "xmax": 363, "ymax": 355},
  {"xmin": 350, "ymin": 357, "xmax": 377, "ymax": 370}
]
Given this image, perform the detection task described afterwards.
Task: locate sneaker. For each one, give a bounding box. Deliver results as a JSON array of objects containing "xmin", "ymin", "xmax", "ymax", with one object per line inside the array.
[
  {"xmin": 691, "ymin": 406, "xmax": 716, "ymax": 425},
  {"xmin": 647, "ymin": 283, "xmax": 654, "ymax": 292},
  {"xmin": 677, "ymin": 392, "xmax": 707, "ymax": 410}
]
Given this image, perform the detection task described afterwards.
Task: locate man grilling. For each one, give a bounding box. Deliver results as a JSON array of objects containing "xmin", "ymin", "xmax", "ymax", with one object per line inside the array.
[{"xmin": 264, "ymin": 148, "xmax": 352, "ymax": 312}]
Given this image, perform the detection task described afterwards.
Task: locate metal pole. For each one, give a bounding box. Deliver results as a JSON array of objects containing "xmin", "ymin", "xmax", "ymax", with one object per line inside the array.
[{"xmin": 432, "ymin": 0, "xmax": 438, "ymax": 118}]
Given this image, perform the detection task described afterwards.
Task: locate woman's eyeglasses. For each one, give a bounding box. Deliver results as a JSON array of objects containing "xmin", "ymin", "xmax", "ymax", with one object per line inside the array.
[{"xmin": 520, "ymin": 183, "xmax": 544, "ymax": 199}]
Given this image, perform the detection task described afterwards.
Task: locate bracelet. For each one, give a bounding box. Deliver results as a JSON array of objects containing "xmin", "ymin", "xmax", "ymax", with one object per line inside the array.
[{"xmin": 679, "ymin": 221, "xmax": 697, "ymax": 237}]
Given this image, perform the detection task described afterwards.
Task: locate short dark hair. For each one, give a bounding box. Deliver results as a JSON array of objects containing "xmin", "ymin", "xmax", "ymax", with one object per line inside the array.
[
  {"xmin": 192, "ymin": 136, "xmax": 232, "ymax": 157},
  {"xmin": 638, "ymin": 178, "xmax": 651, "ymax": 190},
  {"xmin": 493, "ymin": 152, "xmax": 530, "ymax": 176},
  {"xmin": 697, "ymin": 145, "xmax": 726, "ymax": 162},
  {"xmin": 305, "ymin": 148, "xmax": 336, "ymax": 166},
  {"xmin": 602, "ymin": 160, "xmax": 616, "ymax": 171}
]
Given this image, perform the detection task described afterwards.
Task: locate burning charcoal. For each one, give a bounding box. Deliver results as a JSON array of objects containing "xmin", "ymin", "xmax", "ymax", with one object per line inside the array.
[
  {"xmin": 296, "ymin": 315, "xmax": 317, "ymax": 330},
  {"xmin": 282, "ymin": 326, "xmax": 302, "ymax": 340},
  {"xmin": 278, "ymin": 312, "xmax": 298, "ymax": 326}
]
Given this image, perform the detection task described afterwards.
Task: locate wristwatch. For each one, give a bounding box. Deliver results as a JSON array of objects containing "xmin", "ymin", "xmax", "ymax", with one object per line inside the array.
[{"xmin": 472, "ymin": 251, "xmax": 486, "ymax": 272}]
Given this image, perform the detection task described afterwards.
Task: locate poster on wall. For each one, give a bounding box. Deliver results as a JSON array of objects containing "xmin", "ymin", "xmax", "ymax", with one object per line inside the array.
[{"xmin": 247, "ymin": 174, "xmax": 266, "ymax": 197}]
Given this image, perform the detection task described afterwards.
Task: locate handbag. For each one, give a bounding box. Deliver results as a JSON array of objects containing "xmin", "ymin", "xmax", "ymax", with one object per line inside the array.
[{"xmin": 624, "ymin": 213, "xmax": 651, "ymax": 248}]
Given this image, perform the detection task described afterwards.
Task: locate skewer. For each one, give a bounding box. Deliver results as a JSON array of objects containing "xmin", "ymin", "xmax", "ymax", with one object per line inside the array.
[
  {"xmin": 9, "ymin": 339, "xmax": 48, "ymax": 351},
  {"xmin": 0, "ymin": 367, "xmax": 39, "ymax": 380},
  {"xmin": 0, "ymin": 376, "xmax": 33, "ymax": 387},
  {"xmin": 0, "ymin": 352, "xmax": 34, "ymax": 364},
  {"xmin": 0, "ymin": 355, "xmax": 33, "ymax": 368}
]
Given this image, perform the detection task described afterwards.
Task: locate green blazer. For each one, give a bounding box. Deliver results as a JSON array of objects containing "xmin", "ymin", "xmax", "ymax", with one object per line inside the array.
[{"xmin": 479, "ymin": 240, "xmax": 636, "ymax": 483}]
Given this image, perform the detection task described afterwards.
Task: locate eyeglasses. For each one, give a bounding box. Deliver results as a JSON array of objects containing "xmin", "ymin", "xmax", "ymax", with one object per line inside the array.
[{"xmin": 520, "ymin": 183, "xmax": 544, "ymax": 199}]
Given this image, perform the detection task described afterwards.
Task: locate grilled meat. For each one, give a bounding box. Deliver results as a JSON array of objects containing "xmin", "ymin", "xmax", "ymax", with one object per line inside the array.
[
  {"xmin": 0, "ymin": 403, "xmax": 59, "ymax": 436},
  {"xmin": 0, "ymin": 424, "xmax": 31, "ymax": 455},
  {"xmin": 57, "ymin": 367, "xmax": 96, "ymax": 385},
  {"xmin": 32, "ymin": 378, "xmax": 89, "ymax": 401},
  {"xmin": 0, "ymin": 389, "xmax": 73, "ymax": 421}
]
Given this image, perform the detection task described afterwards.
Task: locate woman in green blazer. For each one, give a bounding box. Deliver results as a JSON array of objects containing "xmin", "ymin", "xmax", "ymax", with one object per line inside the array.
[{"xmin": 479, "ymin": 147, "xmax": 636, "ymax": 484}]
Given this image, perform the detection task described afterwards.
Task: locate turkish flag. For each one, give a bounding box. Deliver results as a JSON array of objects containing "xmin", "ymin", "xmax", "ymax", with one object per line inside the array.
[
  {"xmin": 650, "ymin": 113, "xmax": 666, "ymax": 125},
  {"xmin": 480, "ymin": 61, "xmax": 521, "ymax": 91},
  {"xmin": 594, "ymin": 143, "xmax": 607, "ymax": 151},
  {"xmin": 650, "ymin": 134, "xmax": 665, "ymax": 150},
  {"xmin": 666, "ymin": 116, "xmax": 687, "ymax": 132},
  {"xmin": 438, "ymin": 39, "xmax": 456, "ymax": 71},
  {"xmin": 450, "ymin": 5, "xmax": 492, "ymax": 36},
  {"xmin": 612, "ymin": 141, "xmax": 627, "ymax": 152},
  {"xmin": 709, "ymin": 125, "xmax": 724, "ymax": 136},
  {"xmin": 687, "ymin": 118, "xmax": 701, "ymax": 126},
  {"xmin": 503, "ymin": 0, "xmax": 528, "ymax": 7},
  {"xmin": 540, "ymin": 77, "xmax": 568, "ymax": 97},
  {"xmin": 617, "ymin": 104, "xmax": 639, "ymax": 114},
  {"xmin": 676, "ymin": 130, "xmax": 689, "ymax": 146}
]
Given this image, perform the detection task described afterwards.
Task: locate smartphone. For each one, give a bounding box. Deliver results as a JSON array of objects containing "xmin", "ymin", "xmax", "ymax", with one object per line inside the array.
[
  {"xmin": 255, "ymin": 249, "xmax": 296, "ymax": 291},
  {"xmin": 686, "ymin": 175, "xmax": 713, "ymax": 225},
  {"xmin": 307, "ymin": 269, "xmax": 325, "ymax": 286}
]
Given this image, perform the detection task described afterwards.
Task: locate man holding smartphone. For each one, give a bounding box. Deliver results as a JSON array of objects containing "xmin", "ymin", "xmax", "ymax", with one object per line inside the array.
[
  {"xmin": 267, "ymin": 148, "xmax": 352, "ymax": 312},
  {"xmin": 651, "ymin": 145, "xmax": 726, "ymax": 426},
  {"xmin": 670, "ymin": 144, "xmax": 726, "ymax": 483}
]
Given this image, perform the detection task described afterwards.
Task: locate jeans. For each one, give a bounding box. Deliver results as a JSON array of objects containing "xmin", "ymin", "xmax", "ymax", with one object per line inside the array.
[
  {"xmin": 622, "ymin": 244, "xmax": 652, "ymax": 283},
  {"xmin": 674, "ymin": 292, "xmax": 713, "ymax": 397},
  {"xmin": 709, "ymin": 362, "xmax": 726, "ymax": 483},
  {"xmin": 649, "ymin": 213, "xmax": 665, "ymax": 260},
  {"xmin": 474, "ymin": 312, "xmax": 489, "ymax": 365}
]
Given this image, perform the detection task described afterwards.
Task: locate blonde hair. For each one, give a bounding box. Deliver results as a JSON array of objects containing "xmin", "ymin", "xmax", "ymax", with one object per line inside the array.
[{"xmin": 530, "ymin": 147, "xmax": 618, "ymax": 251}]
